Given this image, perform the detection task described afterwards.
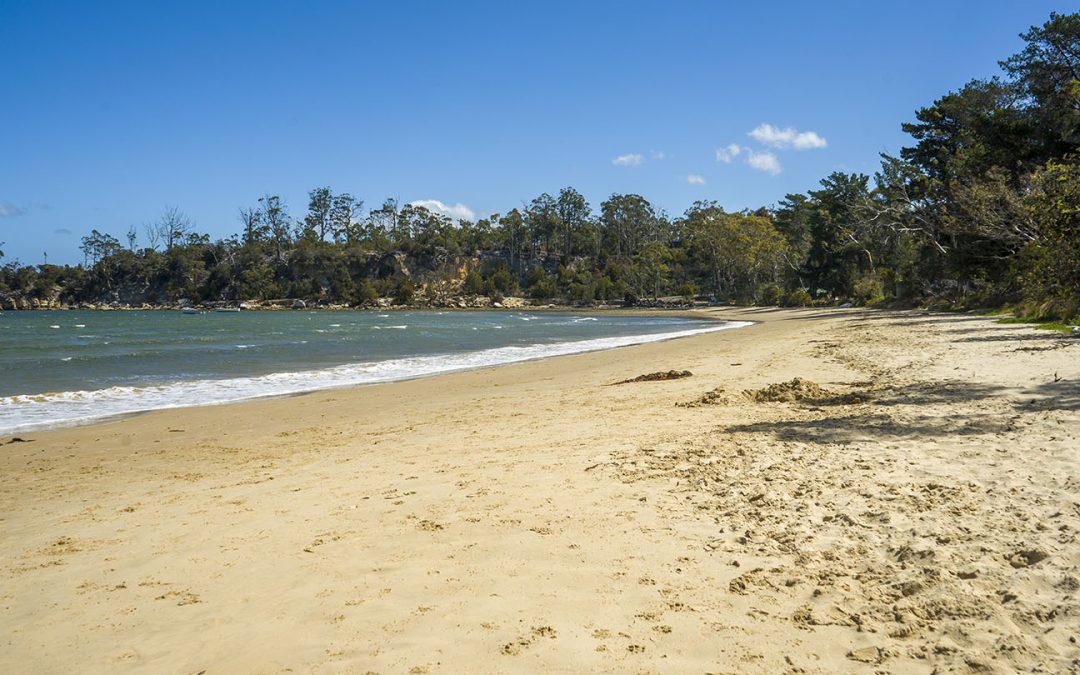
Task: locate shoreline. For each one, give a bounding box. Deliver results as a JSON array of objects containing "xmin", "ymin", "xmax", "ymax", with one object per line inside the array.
[
  {"xmin": 2, "ymin": 306, "xmax": 1077, "ymax": 673},
  {"xmin": 1, "ymin": 310, "xmax": 751, "ymax": 435},
  {"xmin": 0, "ymin": 297, "xmax": 699, "ymax": 312}
]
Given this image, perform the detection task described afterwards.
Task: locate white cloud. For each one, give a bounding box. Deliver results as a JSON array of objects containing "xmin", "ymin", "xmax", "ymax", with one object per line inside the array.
[
  {"xmin": 612, "ymin": 153, "xmax": 644, "ymax": 167},
  {"xmin": 686, "ymin": 174, "xmax": 706, "ymax": 185},
  {"xmin": 747, "ymin": 150, "xmax": 782, "ymax": 175},
  {"xmin": 715, "ymin": 144, "xmax": 743, "ymax": 163},
  {"xmin": 748, "ymin": 124, "xmax": 827, "ymax": 150},
  {"xmin": 0, "ymin": 201, "xmax": 25, "ymax": 218},
  {"xmin": 409, "ymin": 199, "xmax": 476, "ymax": 222},
  {"xmin": 651, "ymin": 151, "xmax": 666, "ymax": 160}
]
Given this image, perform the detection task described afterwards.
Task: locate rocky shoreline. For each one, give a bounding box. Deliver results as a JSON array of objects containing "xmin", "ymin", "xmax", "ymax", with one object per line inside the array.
[{"xmin": 0, "ymin": 294, "xmax": 699, "ymax": 312}]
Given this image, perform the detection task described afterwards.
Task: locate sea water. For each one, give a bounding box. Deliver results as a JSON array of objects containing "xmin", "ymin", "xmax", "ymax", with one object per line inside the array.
[{"xmin": 0, "ymin": 310, "xmax": 749, "ymax": 433}]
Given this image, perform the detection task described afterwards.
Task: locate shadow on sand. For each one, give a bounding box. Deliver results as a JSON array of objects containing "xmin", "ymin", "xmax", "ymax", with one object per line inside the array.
[{"xmin": 725, "ymin": 377, "xmax": 1079, "ymax": 444}]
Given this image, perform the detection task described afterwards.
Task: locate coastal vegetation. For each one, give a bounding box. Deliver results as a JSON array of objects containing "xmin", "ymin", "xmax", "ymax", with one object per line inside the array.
[{"xmin": 1, "ymin": 12, "xmax": 1077, "ymax": 320}]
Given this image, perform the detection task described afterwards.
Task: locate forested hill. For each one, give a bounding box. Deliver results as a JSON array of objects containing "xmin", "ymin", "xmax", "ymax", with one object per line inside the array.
[{"xmin": 2, "ymin": 13, "xmax": 1077, "ymax": 317}]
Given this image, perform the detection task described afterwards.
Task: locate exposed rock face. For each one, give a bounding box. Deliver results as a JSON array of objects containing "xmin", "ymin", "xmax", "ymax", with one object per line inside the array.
[
  {"xmin": 1, "ymin": 295, "xmax": 29, "ymax": 310},
  {"xmin": 1, "ymin": 283, "xmax": 67, "ymax": 310},
  {"xmin": 376, "ymin": 252, "xmax": 411, "ymax": 279}
]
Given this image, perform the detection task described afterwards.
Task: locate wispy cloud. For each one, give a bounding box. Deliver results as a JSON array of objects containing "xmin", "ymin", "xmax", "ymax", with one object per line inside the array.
[
  {"xmin": 747, "ymin": 150, "xmax": 782, "ymax": 175},
  {"xmin": 651, "ymin": 151, "xmax": 666, "ymax": 160},
  {"xmin": 748, "ymin": 124, "xmax": 827, "ymax": 150},
  {"xmin": 409, "ymin": 199, "xmax": 476, "ymax": 222},
  {"xmin": 612, "ymin": 153, "xmax": 644, "ymax": 167},
  {"xmin": 686, "ymin": 174, "xmax": 706, "ymax": 185},
  {"xmin": 53, "ymin": 228, "xmax": 73, "ymax": 235},
  {"xmin": 0, "ymin": 201, "xmax": 25, "ymax": 218},
  {"xmin": 715, "ymin": 144, "xmax": 743, "ymax": 163}
]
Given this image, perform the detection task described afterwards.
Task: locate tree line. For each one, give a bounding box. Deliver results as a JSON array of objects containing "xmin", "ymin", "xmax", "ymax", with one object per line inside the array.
[{"xmin": 2, "ymin": 12, "xmax": 1077, "ymax": 317}]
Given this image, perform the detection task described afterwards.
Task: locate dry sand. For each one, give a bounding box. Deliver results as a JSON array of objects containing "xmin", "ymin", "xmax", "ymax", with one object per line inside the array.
[{"xmin": 1, "ymin": 307, "xmax": 1078, "ymax": 673}]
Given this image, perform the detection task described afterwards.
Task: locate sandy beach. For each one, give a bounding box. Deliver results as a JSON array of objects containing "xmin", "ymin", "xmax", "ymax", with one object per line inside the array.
[{"xmin": 2, "ymin": 307, "xmax": 1078, "ymax": 674}]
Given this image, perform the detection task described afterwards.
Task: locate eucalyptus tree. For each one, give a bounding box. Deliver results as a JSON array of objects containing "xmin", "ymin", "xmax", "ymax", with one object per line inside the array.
[
  {"xmin": 555, "ymin": 187, "xmax": 592, "ymax": 257},
  {"xmin": 600, "ymin": 194, "xmax": 657, "ymax": 261},
  {"xmin": 330, "ymin": 192, "xmax": 363, "ymax": 243},
  {"xmin": 682, "ymin": 203, "xmax": 788, "ymax": 301},
  {"xmin": 79, "ymin": 229, "xmax": 122, "ymax": 266},
  {"xmin": 368, "ymin": 198, "xmax": 403, "ymax": 248},
  {"xmin": 496, "ymin": 208, "xmax": 527, "ymax": 271},
  {"xmin": 302, "ymin": 187, "xmax": 333, "ymax": 242},
  {"xmin": 525, "ymin": 193, "xmax": 558, "ymax": 259},
  {"xmin": 144, "ymin": 206, "xmax": 193, "ymax": 252},
  {"xmin": 258, "ymin": 195, "xmax": 292, "ymax": 261},
  {"xmin": 238, "ymin": 205, "xmax": 263, "ymax": 247}
]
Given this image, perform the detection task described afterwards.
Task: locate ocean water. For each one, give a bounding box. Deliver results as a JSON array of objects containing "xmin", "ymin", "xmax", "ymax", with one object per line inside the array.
[{"xmin": 0, "ymin": 310, "xmax": 749, "ymax": 433}]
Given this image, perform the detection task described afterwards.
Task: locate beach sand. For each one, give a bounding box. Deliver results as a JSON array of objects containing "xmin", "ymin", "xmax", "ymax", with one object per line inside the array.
[{"xmin": 2, "ymin": 307, "xmax": 1078, "ymax": 673}]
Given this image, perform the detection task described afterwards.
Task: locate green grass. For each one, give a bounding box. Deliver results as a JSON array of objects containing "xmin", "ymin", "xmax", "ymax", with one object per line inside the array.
[
  {"xmin": 994, "ymin": 316, "xmax": 1074, "ymax": 333},
  {"xmin": 978, "ymin": 308, "xmax": 1014, "ymax": 317}
]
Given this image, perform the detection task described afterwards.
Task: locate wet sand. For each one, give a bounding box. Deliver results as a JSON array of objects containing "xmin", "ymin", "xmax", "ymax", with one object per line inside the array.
[{"xmin": 2, "ymin": 307, "xmax": 1078, "ymax": 673}]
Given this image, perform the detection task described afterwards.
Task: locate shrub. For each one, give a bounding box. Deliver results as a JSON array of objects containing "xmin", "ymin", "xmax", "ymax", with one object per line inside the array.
[
  {"xmin": 782, "ymin": 287, "xmax": 813, "ymax": 307},
  {"xmin": 483, "ymin": 278, "xmax": 504, "ymax": 303},
  {"xmin": 462, "ymin": 270, "xmax": 484, "ymax": 295},
  {"xmin": 486, "ymin": 266, "xmax": 516, "ymax": 294},
  {"xmin": 594, "ymin": 275, "xmax": 615, "ymax": 302},
  {"xmin": 757, "ymin": 283, "xmax": 784, "ymax": 306},
  {"xmin": 529, "ymin": 278, "xmax": 556, "ymax": 300},
  {"xmin": 853, "ymin": 275, "xmax": 885, "ymax": 305},
  {"xmin": 676, "ymin": 282, "xmax": 696, "ymax": 302},
  {"xmin": 354, "ymin": 279, "xmax": 378, "ymax": 305},
  {"xmin": 394, "ymin": 278, "xmax": 415, "ymax": 304}
]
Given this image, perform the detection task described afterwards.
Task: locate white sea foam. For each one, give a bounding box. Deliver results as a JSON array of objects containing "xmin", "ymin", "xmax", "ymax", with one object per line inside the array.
[{"xmin": 0, "ymin": 321, "xmax": 751, "ymax": 433}]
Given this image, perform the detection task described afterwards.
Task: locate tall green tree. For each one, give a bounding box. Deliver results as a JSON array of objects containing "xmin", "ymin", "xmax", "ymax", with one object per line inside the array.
[
  {"xmin": 258, "ymin": 195, "xmax": 292, "ymax": 261},
  {"xmin": 1001, "ymin": 12, "xmax": 1080, "ymax": 155},
  {"xmin": 600, "ymin": 194, "xmax": 657, "ymax": 261},
  {"xmin": 79, "ymin": 229, "xmax": 122, "ymax": 266},
  {"xmin": 555, "ymin": 187, "xmax": 591, "ymax": 257},
  {"xmin": 330, "ymin": 192, "xmax": 362, "ymax": 243},
  {"xmin": 302, "ymin": 187, "xmax": 332, "ymax": 242}
]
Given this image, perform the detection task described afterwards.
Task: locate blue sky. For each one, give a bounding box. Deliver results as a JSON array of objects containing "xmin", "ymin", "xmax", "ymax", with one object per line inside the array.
[{"xmin": 0, "ymin": 0, "xmax": 1072, "ymax": 264}]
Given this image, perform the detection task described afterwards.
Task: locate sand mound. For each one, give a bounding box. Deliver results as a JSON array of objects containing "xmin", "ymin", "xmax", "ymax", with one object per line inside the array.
[
  {"xmin": 676, "ymin": 387, "xmax": 728, "ymax": 407},
  {"xmin": 745, "ymin": 377, "xmax": 833, "ymax": 402},
  {"xmin": 680, "ymin": 378, "xmax": 874, "ymax": 407}
]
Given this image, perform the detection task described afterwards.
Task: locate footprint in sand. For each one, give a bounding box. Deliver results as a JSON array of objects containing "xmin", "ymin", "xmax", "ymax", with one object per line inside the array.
[{"xmin": 500, "ymin": 625, "xmax": 558, "ymax": 655}]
